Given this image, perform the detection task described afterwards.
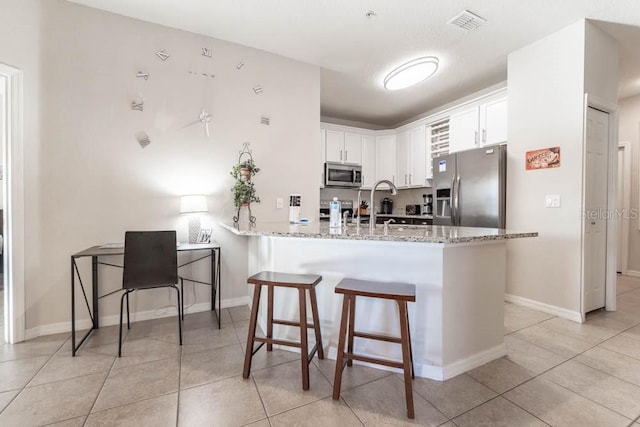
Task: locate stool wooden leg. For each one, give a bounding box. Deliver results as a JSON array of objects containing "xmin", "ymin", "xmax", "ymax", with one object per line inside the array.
[
  {"xmin": 332, "ymin": 294, "xmax": 350, "ymax": 400},
  {"xmin": 347, "ymin": 294, "xmax": 356, "ymax": 367},
  {"xmin": 267, "ymin": 285, "xmax": 274, "ymax": 351},
  {"xmin": 299, "ymin": 288, "xmax": 310, "ymax": 390},
  {"xmin": 405, "ymin": 303, "xmax": 415, "ymax": 379},
  {"xmin": 243, "ymin": 284, "xmax": 262, "ymax": 379},
  {"xmin": 309, "ymin": 288, "xmax": 324, "ymax": 359},
  {"xmin": 398, "ymin": 300, "xmax": 414, "ymax": 419}
]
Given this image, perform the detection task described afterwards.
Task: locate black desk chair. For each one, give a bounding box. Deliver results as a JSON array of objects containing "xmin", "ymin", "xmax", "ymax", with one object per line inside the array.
[{"xmin": 119, "ymin": 231, "xmax": 182, "ymax": 357}]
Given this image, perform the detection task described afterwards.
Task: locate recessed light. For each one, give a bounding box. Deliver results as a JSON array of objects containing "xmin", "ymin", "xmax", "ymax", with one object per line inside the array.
[{"xmin": 383, "ymin": 57, "xmax": 439, "ymax": 90}]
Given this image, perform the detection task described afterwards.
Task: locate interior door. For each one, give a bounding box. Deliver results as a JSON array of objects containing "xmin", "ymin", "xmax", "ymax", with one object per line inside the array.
[
  {"xmin": 584, "ymin": 107, "xmax": 609, "ymax": 313},
  {"xmin": 617, "ymin": 146, "xmax": 624, "ymax": 273}
]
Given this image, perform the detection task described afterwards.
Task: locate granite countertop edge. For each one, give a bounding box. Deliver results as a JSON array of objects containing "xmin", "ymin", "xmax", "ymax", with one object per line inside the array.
[{"xmin": 220, "ymin": 223, "xmax": 538, "ymax": 244}]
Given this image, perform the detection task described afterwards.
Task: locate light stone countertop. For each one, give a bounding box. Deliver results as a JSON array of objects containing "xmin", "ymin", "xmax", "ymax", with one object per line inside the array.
[{"xmin": 220, "ymin": 221, "xmax": 537, "ymax": 244}]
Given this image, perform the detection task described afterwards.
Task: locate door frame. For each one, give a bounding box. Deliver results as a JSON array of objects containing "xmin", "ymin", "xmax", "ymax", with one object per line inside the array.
[
  {"xmin": 581, "ymin": 94, "xmax": 618, "ymax": 319},
  {"xmin": 0, "ymin": 63, "xmax": 25, "ymax": 343},
  {"xmin": 617, "ymin": 142, "xmax": 631, "ymax": 275}
]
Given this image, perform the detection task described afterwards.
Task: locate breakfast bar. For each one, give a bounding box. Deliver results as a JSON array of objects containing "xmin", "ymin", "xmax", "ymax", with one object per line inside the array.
[{"xmin": 222, "ymin": 221, "xmax": 537, "ymax": 380}]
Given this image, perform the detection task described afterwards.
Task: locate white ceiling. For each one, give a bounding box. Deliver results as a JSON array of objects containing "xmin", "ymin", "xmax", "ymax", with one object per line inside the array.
[{"xmin": 68, "ymin": 0, "xmax": 640, "ymax": 127}]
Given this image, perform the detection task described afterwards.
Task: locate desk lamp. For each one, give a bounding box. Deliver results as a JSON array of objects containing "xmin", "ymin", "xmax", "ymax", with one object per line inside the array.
[{"xmin": 180, "ymin": 194, "xmax": 208, "ymax": 243}]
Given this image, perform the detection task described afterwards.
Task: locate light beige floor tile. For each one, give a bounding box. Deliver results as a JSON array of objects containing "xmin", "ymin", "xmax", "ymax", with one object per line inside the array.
[
  {"xmin": 504, "ymin": 303, "xmax": 554, "ymax": 333},
  {"xmin": 179, "ymin": 376, "xmax": 266, "ymax": 426},
  {"xmin": 576, "ymin": 346, "xmax": 640, "ymax": 387},
  {"xmin": 313, "ymin": 357, "xmax": 391, "ymax": 390},
  {"xmin": 541, "ymin": 360, "xmax": 640, "ymax": 419},
  {"xmin": 513, "ymin": 324, "xmax": 594, "ymax": 357},
  {"xmin": 247, "ymin": 347, "xmax": 301, "ymax": 372},
  {"xmin": 411, "ymin": 374, "xmax": 496, "ymax": 418},
  {"xmin": 0, "ymin": 355, "xmax": 50, "ymax": 392},
  {"xmin": 0, "ymin": 389, "xmax": 19, "ymax": 412},
  {"xmin": 252, "ymin": 359, "xmax": 333, "ymax": 416},
  {"xmin": 45, "ymin": 416, "xmax": 88, "ymax": 426},
  {"xmin": 0, "ymin": 372, "xmax": 106, "ymax": 426},
  {"xmin": 600, "ymin": 334, "xmax": 640, "ymax": 359},
  {"xmin": 93, "ymin": 357, "xmax": 179, "ymax": 412},
  {"xmin": 0, "ymin": 333, "xmax": 68, "ymax": 362},
  {"xmin": 342, "ymin": 375, "xmax": 447, "ymax": 426},
  {"xmin": 539, "ymin": 317, "xmax": 617, "ymax": 344},
  {"xmin": 468, "ymin": 357, "xmax": 534, "ymax": 394},
  {"xmin": 504, "ymin": 378, "xmax": 630, "ymax": 427},
  {"xmin": 124, "ymin": 316, "xmax": 182, "ymax": 341},
  {"xmin": 229, "ymin": 304, "xmax": 251, "ymax": 322},
  {"xmin": 582, "ymin": 314, "xmax": 633, "ymax": 334},
  {"xmin": 270, "ymin": 396, "xmax": 362, "ymax": 426},
  {"xmin": 181, "ymin": 343, "xmax": 244, "ymax": 389},
  {"xmin": 178, "ymin": 323, "xmax": 240, "ymax": 354},
  {"xmin": 113, "ymin": 337, "xmax": 181, "ymax": 369},
  {"xmin": 626, "ymin": 325, "xmax": 640, "ymax": 340},
  {"xmin": 586, "ymin": 309, "xmax": 640, "ymax": 329},
  {"xmin": 29, "ymin": 350, "xmax": 115, "ymax": 386},
  {"xmin": 85, "ymin": 392, "xmax": 177, "ymax": 427},
  {"xmin": 453, "ymin": 397, "xmax": 547, "ymax": 427},
  {"xmin": 504, "ymin": 335, "xmax": 569, "ymax": 375},
  {"xmin": 243, "ymin": 419, "xmax": 271, "ymax": 427},
  {"xmin": 79, "ymin": 326, "xmax": 121, "ymax": 350},
  {"xmin": 182, "ymin": 308, "xmax": 232, "ymax": 331}
]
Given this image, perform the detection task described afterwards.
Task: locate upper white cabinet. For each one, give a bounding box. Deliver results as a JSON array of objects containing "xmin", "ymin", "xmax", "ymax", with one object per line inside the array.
[
  {"xmin": 361, "ymin": 135, "xmax": 376, "ymax": 189},
  {"xmin": 449, "ymin": 94, "xmax": 508, "ymax": 153},
  {"xmin": 325, "ymin": 129, "xmax": 362, "ymax": 164},
  {"xmin": 375, "ymin": 135, "xmax": 397, "ymax": 188},
  {"xmin": 397, "ymin": 125, "xmax": 427, "ymax": 188}
]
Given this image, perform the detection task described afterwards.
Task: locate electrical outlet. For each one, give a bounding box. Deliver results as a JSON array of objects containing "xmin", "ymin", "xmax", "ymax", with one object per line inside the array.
[
  {"xmin": 545, "ymin": 195, "xmax": 560, "ymax": 208},
  {"xmin": 276, "ymin": 197, "xmax": 283, "ymax": 209}
]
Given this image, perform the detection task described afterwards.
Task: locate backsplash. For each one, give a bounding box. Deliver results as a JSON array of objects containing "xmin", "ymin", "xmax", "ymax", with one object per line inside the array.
[{"xmin": 320, "ymin": 187, "xmax": 432, "ymax": 215}]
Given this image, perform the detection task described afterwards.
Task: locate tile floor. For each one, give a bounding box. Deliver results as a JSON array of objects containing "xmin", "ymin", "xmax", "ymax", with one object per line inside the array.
[{"xmin": 1, "ymin": 276, "xmax": 640, "ymax": 426}]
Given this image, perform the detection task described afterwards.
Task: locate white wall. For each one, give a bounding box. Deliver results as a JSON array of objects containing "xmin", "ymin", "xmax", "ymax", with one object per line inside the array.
[
  {"xmin": 619, "ymin": 94, "xmax": 640, "ymax": 272},
  {"xmin": 506, "ymin": 20, "xmax": 618, "ymax": 316},
  {"xmin": 0, "ymin": 0, "xmax": 320, "ymax": 333}
]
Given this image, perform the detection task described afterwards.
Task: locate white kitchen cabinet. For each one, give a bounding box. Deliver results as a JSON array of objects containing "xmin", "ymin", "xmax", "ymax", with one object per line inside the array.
[
  {"xmin": 481, "ymin": 98, "xmax": 508, "ymax": 146},
  {"xmin": 361, "ymin": 134, "xmax": 376, "ymax": 189},
  {"xmin": 449, "ymin": 107, "xmax": 480, "ymax": 153},
  {"xmin": 324, "ymin": 129, "xmax": 362, "ymax": 164},
  {"xmin": 375, "ymin": 135, "xmax": 397, "ymax": 188},
  {"xmin": 449, "ymin": 95, "xmax": 508, "ymax": 153},
  {"xmin": 397, "ymin": 126, "xmax": 428, "ymax": 188},
  {"xmin": 397, "ymin": 131, "xmax": 410, "ymax": 188}
]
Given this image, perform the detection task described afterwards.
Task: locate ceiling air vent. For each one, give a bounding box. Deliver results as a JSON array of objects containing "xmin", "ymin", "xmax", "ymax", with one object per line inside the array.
[{"xmin": 448, "ymin": 10, "xmax": 486, "ymax": 31}]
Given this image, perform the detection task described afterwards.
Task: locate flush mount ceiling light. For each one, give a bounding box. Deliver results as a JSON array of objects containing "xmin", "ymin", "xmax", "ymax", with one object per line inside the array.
[{"xmin": 383, "ymin": 56, "xmax": 439, "ymax": 90}]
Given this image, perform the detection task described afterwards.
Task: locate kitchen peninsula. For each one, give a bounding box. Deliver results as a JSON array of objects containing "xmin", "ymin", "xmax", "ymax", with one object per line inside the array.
[{"xmin": 222, "ymin": 221, "xmax": 537, "ymax": 380}]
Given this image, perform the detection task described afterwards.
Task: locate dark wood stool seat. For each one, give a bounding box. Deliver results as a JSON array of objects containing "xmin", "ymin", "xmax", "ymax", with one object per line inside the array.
[
  {"xmin": 332, "ymin": 278, "xmax": 416, "ymax": 419},
  {"xmin": 242, "ymin": 271, "xmax": 324, "ymax": 390}
]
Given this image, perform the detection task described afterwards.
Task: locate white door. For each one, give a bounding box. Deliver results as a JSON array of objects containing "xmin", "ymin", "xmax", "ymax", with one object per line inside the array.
[
  {"xmin": 361, "ymin": 135, "xmax": 376, "ymax": 189},
  {"xmin": 396, "ymin": 131, "xmax": 409, "ymax": 187},
  {"xmin": 482, "ymin": 98, "xmax": 508, "ymax": 146},
  {"xmin": 325, "ymin": 130, "xmax": 344, "ymax": 163},
  {"xmin": 375, "ymin": 135, "xmax": 397, "ymax": 188},
  {"xmin": 617, "ymin": 143, "xmax": 631, "ymax": 274},
  {"xmin": 344, "ymin": 132, "xmax": 362, "ymax": 164},
  {"xmin": 409, "ymin": 126, "xmax": 427, "ymax": 186},
  {"xmin": 584, "ymin": 107, "xmax": 609, "ymax": 313}
]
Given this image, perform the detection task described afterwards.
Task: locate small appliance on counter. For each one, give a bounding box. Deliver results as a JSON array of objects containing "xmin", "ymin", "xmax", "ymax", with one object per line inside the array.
[
  {"xmin": 381, "ymin": 197, "xmax": 393, "ymax": 214},
  {"xmin": 320, "ymin": 199, "xmax": 353, "ymax": 221},
  {"xmin": 405, "ymin": 204, "xmax": 422, "ymax": 215},
  {"xmin": 423, "ymin": 194, "xmax": 433, "ymax": 215}
]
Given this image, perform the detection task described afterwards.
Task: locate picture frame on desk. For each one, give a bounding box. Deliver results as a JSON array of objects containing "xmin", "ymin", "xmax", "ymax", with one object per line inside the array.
[{"xmin": 196, "ymin": 228, "xmax": 212, "ymax": 243}]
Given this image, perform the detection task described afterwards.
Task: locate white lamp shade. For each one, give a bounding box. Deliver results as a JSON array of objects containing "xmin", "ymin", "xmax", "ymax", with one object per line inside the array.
[{"xmin": 180, "ymin": 195, "xmax": 208, "ymax": 213}]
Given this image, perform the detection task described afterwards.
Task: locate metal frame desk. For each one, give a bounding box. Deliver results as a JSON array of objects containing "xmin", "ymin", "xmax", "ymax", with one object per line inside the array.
[{"xmin": 70, "ymin": 242, "xmax": 221, "ymax": 356}]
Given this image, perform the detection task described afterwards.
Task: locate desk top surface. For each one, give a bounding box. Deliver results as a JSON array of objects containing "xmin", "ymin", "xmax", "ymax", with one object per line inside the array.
[{"xmin": 72, "ymin": 242, "xmax": 220, "ymax": 258}]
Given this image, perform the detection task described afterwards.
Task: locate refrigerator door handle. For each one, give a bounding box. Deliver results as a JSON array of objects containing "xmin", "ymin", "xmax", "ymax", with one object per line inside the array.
[
  {"xmin": 449, "ymin": 176, "xmax": 456, "ymax": 223},
  {"xmin": 454, "ymin": 175, "xmax": 461, "ymax": 226}
]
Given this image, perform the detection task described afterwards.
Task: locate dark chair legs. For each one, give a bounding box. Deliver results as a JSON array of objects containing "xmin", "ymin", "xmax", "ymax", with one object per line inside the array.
[
  {"xmin": 180, "ymin": 277, "xmax": 185, "ymax": 320},
  {"xmin": 171, "ymin": 285, "xmax": 183, "ymax": 345},
  {"xmin": 126, "ymin": 292, "xmax": 130, "ymax": 329}
]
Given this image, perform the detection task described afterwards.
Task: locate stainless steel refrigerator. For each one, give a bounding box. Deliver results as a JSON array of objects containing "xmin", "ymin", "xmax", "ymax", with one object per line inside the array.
[{"xmin": 432, "ymin": 144, "xmax": 506, "ymax": 228}]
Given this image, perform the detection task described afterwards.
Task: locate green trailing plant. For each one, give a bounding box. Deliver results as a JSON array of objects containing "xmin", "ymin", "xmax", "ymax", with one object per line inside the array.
[{"xmin": 231, "ymin": 159, "xmax": 261, "ymax": 208}]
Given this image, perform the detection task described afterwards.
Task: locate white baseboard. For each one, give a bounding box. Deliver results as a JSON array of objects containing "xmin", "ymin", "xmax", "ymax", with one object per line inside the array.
[
  {"xmin": 505, "ymin": 293, "xmax": 583, "ymax": 323},
  {"xmin": 440, "ymin": 343, "xmax": 507, "ymax": 381},
  {"xmin": 625, "ymin": 270, "xmax": 640, "ymax": 278},
  {"xmin": 24, "ymin": 296, "xmax": 250, "ymax": 340}
]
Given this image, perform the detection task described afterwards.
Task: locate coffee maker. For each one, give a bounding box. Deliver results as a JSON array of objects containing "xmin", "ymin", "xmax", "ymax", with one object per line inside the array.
[
  {"xmin": 423, "ymin": 194, "xmax": 433, "ymax": 215},
  {"xmin": 381, "ymin": 198, "xmax": 393, "ymax": 214}
]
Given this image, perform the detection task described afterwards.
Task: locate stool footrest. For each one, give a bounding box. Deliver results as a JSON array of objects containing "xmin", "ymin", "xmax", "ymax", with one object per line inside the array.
[
  {"xmin": 353, "ymin": 331, "xmax": 402, "ymax": 344},
  {"xmin": 345, "ymin": 352, "xmax": 404, "ymax": 370},
  {"xmin": 273, "ymin": 319, "xmax": 316, "ymax": 329},
  {"xmin": 254, "ymin": 336, "xmax": 302, "ymax": 348}
]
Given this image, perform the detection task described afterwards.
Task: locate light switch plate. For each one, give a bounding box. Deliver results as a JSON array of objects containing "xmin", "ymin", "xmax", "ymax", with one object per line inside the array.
[
  {"xmin": 545, "ymin": 195, "xmax": 560, "ymax": 208},
  {"xmin": 276, "ymin": 197, "xmax": 283, "ymax": 209}
]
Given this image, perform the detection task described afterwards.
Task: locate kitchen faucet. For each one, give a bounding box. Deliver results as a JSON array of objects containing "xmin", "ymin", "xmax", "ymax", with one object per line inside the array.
[
  {"xmin": 370, "ymin": 179, "xmax": 398, "ymax": 232},
  {"xmin": 353, "ymin": 190, "xmax": 362, "ymax": 229}
]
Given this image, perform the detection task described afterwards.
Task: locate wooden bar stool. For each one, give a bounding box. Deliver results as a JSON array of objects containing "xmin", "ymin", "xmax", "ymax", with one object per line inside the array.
[
  {"xmin": 242, "ymin": 271, "xmax": 325, "ymax": 390},
  {"xmin": 332, "ymin": 278, "xmax": 416, "ymax": 419}
]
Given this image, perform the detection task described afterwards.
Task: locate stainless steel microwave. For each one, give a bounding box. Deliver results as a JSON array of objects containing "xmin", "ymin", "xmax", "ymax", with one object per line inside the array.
[{"xmin": 324, "ymin": 162, "xmax": 362, "ymax": 188}]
